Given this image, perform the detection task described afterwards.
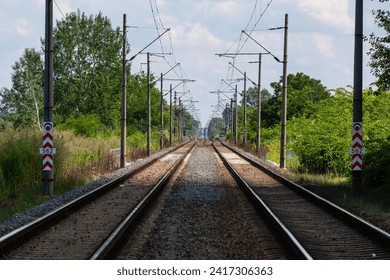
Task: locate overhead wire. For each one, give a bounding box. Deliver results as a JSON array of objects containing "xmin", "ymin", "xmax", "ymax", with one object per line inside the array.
[
  {"xmin": 53, "ymin": 0, "xmax": 66, "ymax": 19},
  {"xmin": 221, "ymin": 0, "xmax": 274, "ymax": 90},
  {"xmin": 148, "ymin": 0, "xmax": 191, "ymax": 93}
]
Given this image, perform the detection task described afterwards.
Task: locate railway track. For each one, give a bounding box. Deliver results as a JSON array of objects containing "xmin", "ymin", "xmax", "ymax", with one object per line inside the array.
[
  {"xmin": 114, "ymin": 141, "xmax": 296, "ymax": 260},
  {"xmin": 0, "ymin": 141, "xmax": 196, "ymax": 259},
  {"xmin": 213, "ymin": 141, "xmax": 390, "ymax": 259},
  {"xmin": 2, "ymin": 140, "xmax": 389, "ymax": 260}
]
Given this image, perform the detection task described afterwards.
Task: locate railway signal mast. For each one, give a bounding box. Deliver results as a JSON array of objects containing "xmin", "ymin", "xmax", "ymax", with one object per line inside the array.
[
  {"xmin": 351, "ymin": 0, "xmax": 364, "ymax": 196},
  {"xmin": 42, "ymin": 0, "xmax": 54, "ymax": 197}
]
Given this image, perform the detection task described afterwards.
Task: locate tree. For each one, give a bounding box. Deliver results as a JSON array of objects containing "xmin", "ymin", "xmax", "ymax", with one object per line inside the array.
[
  {"xmin": 125, "ymin": 72, "xmax": 162, "ymax": 133},
  {"xmin": 207, "ymin": 117, "xmax": 225, "ymax": 139},
  {"xmin": 263, "ymin": 72, "xmax": 329, "ymax": 127},
  {"xmin": 0, "ymin": 49, "xmax": 44, "ymax": 128},
  {"xmin": 51, "ymin": 10, "xmax": 123, "ymax": 128},
  {"xmin": 242, "ymin": 87, "xmax": 271, "ymax": 108},
  {"xmin": 289, "ymin": 88, "xmax": 352, "ymax": 174},
  {"xmin": 368, "ymin": 0, "xmax": 390, "ymax": 91}
]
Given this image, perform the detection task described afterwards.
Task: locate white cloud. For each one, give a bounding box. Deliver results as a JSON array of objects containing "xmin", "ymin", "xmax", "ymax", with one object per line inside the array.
[
  {"xmin": 298, "ymin": 0, "xmax": 354, "ymax": 33},
  {"xmin": 313, "ymin": 34, "xmax": 335, "ymax": 58},
  {"xmin": 194, "ymin": 0, "xmax": 241, "ymax": 17},
  {"xmin": 172, "ymin": 22, "xmax": 224, "ymax": 48},
  {"xmin": 16, "ymin": 19, "xmax": 31, "ymax": 37}
]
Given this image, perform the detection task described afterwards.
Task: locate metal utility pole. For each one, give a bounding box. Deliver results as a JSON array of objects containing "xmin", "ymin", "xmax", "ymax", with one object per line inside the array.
[
  {"xmin": 160, "ymin": 73, "xmax": 164, "ymax": 150},
  {"xmin": 147, "ymin": 52, "xmax": 151, "ymax": 156},
  {"xmin": 243, "ymin": 72, "xmax": 247, "ymax": 146},
  {"xmin": 256, "ymin": 54, "xmax": 262, "ymax": 154},
  {"xmin": 352, "ymin": 0, "xmax": 364, "ymax": 196},
  {"xmin": 280, "ymin": 13, "xmax": 289, "ymax": 169},
  {"xmin": 42, "ymin": 0, "xmax": 54, "ymax": 197},
  {"xmin": 120, "ymin": 14, "xmax": 127, "ymax": 168},
  {"xmin": 169, "ymin": 84, "xmax": 173, "ymax": 146},
  {"xmin": 126, "ymin": 29, "xmax": 170, "ymax": 156},
  {"xmin": 179, "ymin": 97, "xmax": 182, "ymax": 142},
  {"xmin": 235, "ymin": 85, "xmax": 238, "ymax": 145},
  {"xmin": 174, "ymin": 91, "xmax": 177, "ymax": 141},
  {"xmin": 154, "ymin": 63, "xmax": 179, "ymax": 149},
  {"xmin": 230, "ymin": 98, "xmax": 234, "ymax": 135},
  {"xmin": 225, "ymin": 103, "xmax": 229, "ymax": 134}
]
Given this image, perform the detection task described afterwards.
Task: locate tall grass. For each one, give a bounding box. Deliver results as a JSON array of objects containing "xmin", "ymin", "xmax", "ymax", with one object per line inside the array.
[
  {"xmin": 0, "ymin": 126, "xmax": 176, "ymax": 221},
  {"xmin": 0, "ymin": 126, "xmax": 117, "ymax": 221}
]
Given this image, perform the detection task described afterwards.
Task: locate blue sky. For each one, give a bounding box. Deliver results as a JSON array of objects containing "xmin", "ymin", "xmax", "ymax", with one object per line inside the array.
[{"xmin": 0, "ymin": 0, "xmax": 384, "ymax": 127}]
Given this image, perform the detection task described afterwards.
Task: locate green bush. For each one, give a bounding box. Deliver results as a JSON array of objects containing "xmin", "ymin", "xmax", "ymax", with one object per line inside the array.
[
  {"xmin": 57, "ymin": 114, "xmax": 104, "ymax": 137},
  {"xmin": 363, "ymin": 136, "xmax": 390, "ymax": 190},
  {"xmin": 128, "ymin": 130, "xmax": 147, "ymax": 149}
]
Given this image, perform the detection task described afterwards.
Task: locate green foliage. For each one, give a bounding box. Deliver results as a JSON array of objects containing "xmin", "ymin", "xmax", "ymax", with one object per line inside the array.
[
  {"xmin": 207, "ymin": 117, "xmax": 225, "ymax": 139},
  {"xmin": 368, "ymin": 0, "xmax": 390, "ymax": 91},
  {"xmin": 57, "ymin": 114, "xmax": 105, "ymax": 137},
  {"xmin": 0, "ymin": 127, "xmax": 117, "ymax": 220},
  {"xmin": 126, "ymin": 73, "xmax": 161, "ymax": 132},
  {"xmin": 289, "ymin": 88, "xmax": 352, "ymax": 175},
  {"xmin": 263, "ymin": 72, "xmax": 329, "ymax": 127},
  {"xmin": 363, "ymin": 90, "xmax": 390, "ymax": 190},
  {"xmin": 0, "ymin": 49, "xmax": 44, "ymax": 128},
  {"xmin": 0, "ymin": 127, "xmax": 41, "ymax": 199},
  {"xmin": 52, "ymin": 10, "xmax": 123, "ymax": 128},
  {"xmin": 128, "ymin": 130, "xmax": 147, "ymax": 149}
]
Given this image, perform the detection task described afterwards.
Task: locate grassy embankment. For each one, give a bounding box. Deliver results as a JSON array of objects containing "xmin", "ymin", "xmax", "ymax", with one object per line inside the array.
[
  {"xmin": 0, "ymin": 126, "xmax": 166, "ymax": 222},
  {"xmin": 264, "ymin": 140, "xmax": 390, "ymax": 214}
]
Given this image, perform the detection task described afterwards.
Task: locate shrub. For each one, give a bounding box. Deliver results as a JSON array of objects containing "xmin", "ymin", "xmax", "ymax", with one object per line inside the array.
[{"xmin": 57, "ymin": 114, "xmax": 104, "ymax": 138}]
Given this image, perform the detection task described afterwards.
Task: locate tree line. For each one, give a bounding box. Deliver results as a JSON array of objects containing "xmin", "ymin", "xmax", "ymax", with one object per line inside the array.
[
  {"xmin": 208, "ymin": 0, "xmax": 390, "ymax": 192},
  {"xmin": 0, "ymin": 10, "xmax": 198, "ymax": 139}
]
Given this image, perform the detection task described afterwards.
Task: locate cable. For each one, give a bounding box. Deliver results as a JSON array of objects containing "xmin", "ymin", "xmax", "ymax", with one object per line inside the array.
[
  {"xmin": 148, "ymin": 0, "xmax": 192, "ymax": 92},
  {"xmin": 220, "ymin": 0, "xmax": 274, "ymax": 91},
  {"xmin": 53, "ymin": 0, "xmax": 66, "ymax": 19}
]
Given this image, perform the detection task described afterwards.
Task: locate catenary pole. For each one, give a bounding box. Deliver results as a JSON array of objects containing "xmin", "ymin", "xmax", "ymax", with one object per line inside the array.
[
  {"xmin": 160, "ymin": 73, "xmax": 164, "ymax": 150},
  {"xmin": 352, "ymin": 0, "xmax": 364, "ymax": 196},
  {"xmin": 243, "ymin": 72, "xmax": 247, "ymax": 146},
  {"xmin": 147, "ymin": 52, "xmax": 151, "ymax": 156},
  {"xmin": 120, "ymin": 14, "xmax": 127, "ymax": 168},
  {"xmin": 280, "ymin": 13, "xmax": 289, "ymax": 168},
  {"xmin": 256, "ymin": 53, "xmax": 262, "ymax": 153},
  {"xmin": 235, "ymin": 85, "xmax": 238, "ymax": 145},
  {"xmin": 42, "ymin": 0, "xmax": 54, "ymax": 196},
  {"xmin": 169, "ymin": 84, "xmax": 173, "ymax": 146}
]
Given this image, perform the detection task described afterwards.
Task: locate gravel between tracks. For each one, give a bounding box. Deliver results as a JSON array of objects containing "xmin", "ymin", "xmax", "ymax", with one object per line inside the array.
[{"xmin": 119, "ymin": 143, "xmax": 290, "ymax": 260}]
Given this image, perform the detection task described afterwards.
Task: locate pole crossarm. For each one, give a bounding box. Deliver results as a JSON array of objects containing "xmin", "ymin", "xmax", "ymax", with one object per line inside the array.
[
  {"xmin": 152, "ymin": 63, "xmax": 180, "ymax": 86},
  {"xmin": 241, "ymin": 30, "xmax": 282, "ymax": 63},
  {"xmin": 221, "ymin": 79, "xmax": 240, "ymax": 90},
  {"xmin": 228, "ymin": 62, "xmax": 257, "ymax": 86},
  {"xmin": 216, "ymin": 52, "xmax": 268, "ymax": 56},
  {"xmin": 128, "ymin": 28, "xmax": 171, "ymax": 62}
]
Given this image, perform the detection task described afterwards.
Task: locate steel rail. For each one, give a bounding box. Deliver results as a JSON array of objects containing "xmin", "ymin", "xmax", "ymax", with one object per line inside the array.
[
  {"xmin": 90, "ymin": 141, "xmax": 197, "ymax": 259},
  {"xmin": 0, "ymin": 141, "xmax": 191, "ymax": 255},
  {"xmin": 221, "ymin": 142, "xmax": 390, "ymax": 249},
  {"xmin": 212, "ymin": 143, "xmax": 313, "ymax": 260}
]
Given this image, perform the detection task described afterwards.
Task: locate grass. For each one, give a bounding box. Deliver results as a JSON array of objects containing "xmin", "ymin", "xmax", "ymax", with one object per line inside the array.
[
  {"xmin": 248, "ymin": 139, "xmax": 390, "ymax": 215},
  {"xmin": 294, "ymin": 172, "xmax": 390, "ymax": 214},
  {"xmin": 0, "ymin": 126, "xmax": 177, "ymax": 222}
]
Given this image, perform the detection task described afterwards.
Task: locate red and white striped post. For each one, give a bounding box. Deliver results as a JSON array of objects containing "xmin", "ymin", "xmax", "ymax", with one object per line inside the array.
[
  {"xmin": 350, "ymin": 122, "xmax": 364, "ymax": 171},
  {"xmin": 40, "ymin": 122, "xmax": 56, "ymax": 171}
]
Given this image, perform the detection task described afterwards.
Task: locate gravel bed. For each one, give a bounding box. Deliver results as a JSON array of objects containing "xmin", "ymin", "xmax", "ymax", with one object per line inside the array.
[
  {"xmin": 120, "ymin": 144, "xmax": 290, "ymax": 259},
  {"xmin": 0, "ymin": 146, "xmax": 178, "ymax": 238}
]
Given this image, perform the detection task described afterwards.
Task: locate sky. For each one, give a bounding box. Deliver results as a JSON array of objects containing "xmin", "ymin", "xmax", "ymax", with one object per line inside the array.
[{"xmin": 0, "ymin": 0, "xmax": 385, "ymax": 128}]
